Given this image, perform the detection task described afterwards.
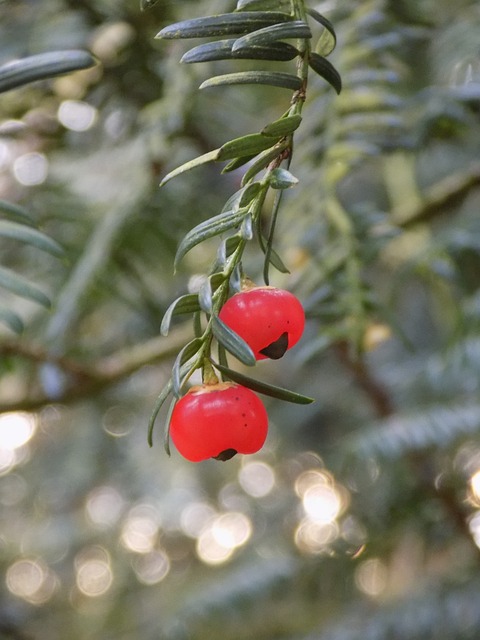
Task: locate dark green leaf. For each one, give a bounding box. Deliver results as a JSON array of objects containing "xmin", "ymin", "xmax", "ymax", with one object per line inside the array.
[
  {"xmin": 148, "ymin": 380, "xmax": 173, "ymax": 447},
  {"xmin": 213, "ymin": 236, "xmax": 242, "ymax": 271},
  {"xmin": 268, "ymin": 167, "xmax": 299, "ymax": 189},
  {"xmin": 200, "ymin": 71, "xmax": 302, "ymax": 91},
  {"xmin": 163, "ymin": 397, "xmax": 177, "ymax": 455},
  {"xmin": 193, "ymin": 311, "xmax": 203, "ymax": 338},
  {"xmin": 306, "ymin": 7, "xmax": 337, "ymax": 56},
  {"xmin": 175, "ymin": 210, "xmax": 246, "ymax": 269},
  {"xmin": 222, "ymin": 155, "xmax": 257, "ymax": 173},
  {"xmin": 210, "ymin": 272, "xmax": 228, "ymax": 292},
  {"xmin": 0, "ymin": 200, "xmax": 34, "ymax": 225},
  {"xmin": 238, "ymin": 182, "xmax": 263, "ymax": 206},
  {"xmin": 0, "ymin": 50, "xmax": 96, "ymax": 94},
  {"xmin": 156, "ymin": 12, "xmax": 292, "ymax": 40},
  {"xmin": 211, "ymin": 316, "xmax": 256, "ymax": 366},
  {"xmin": 0, "ymin": 266, "xmax": 51, "ymax": 307},
  {"xmin": 218, "ymin": 343, "xmax": 229, "ymax": 371},
  {"xmin": 241, "ymin": 214, "xmax": 254, "ymax": 240},
  {"xmin": 161, "ymin": 294, "xmax": 201, "ymax": 336},
  {"xmin": 308, "ymin": 53, "xmax": 342, "ymax": 94},
  {"xmin": 262, "ymin": 187, "xmax": 283, "ymax": 284},
  {"xmin": 198, "ymin": 278, "xmax": 213, "ymax": 313},
  {"xmin": 172, "ymin": 339, "xmax": 202, "ymax": 397},
  {"xmin": 182, "ymin": 39, "xmax": 298, "ymax": 63},
  {"xmin": 0, "ymin": 307, "xmax": 24, "ymax": 333},
  {"xmin": 212, "ymin": 361, "xmax": 315, "ymax": 404},
  {"xmin": 218, "ymin": 133, "xmax": 280, "ymax": 161},
  {"xmin": 236, "ymin": 0, "xmax": 292, "ymax": 10},
  {"xmin": 232, "ymin": 21, "xmax": 311, "ymax": 50},
  {"xmin": 229, "ymin": 264, "xmax": 242, "ymax": 292},
  {"xmin": 261, "ymin": 114, "xmax": 302, "ymax": 137},
  {"xmin": 0, "ymin": 220, "xmax": 64, "ymax": 257},
  {"xmin": 241, "ymin": 139, "xmax": 289, "ymax": 185},
  {"xmin": 159, "ymin": 148, "xmax": 220, "ymax": 187},
  {"xmin": 262, "ymin": 241, "xmax": 290, "ymax": 274}
]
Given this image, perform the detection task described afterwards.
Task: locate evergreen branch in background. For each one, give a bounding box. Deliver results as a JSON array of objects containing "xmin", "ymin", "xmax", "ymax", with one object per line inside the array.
[
  {"xmin": 0, "ymin": 50, "xmax": 96, "ymax": 93},
  {"xmin": 310, "ymin": 577, "xmax": 480, "ymax": 640},
  {"xmin": 0, "ymin": 323, "xmax": 193, "ymax": 413},
  {"xmin": 0, "ymin": 51, "xmax": 96, "ymax": 333},
  {"xmin": 149, "ymin": 0, "xmax": 342, "ymax": 452}
]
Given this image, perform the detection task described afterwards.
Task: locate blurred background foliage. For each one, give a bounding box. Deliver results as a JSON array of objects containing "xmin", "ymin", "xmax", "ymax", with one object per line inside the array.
[{"xmin": 1, "ymin": 0, "xmax": 480, "ymax": 638}]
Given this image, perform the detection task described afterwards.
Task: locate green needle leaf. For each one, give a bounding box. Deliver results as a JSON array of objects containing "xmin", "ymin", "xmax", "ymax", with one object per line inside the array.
[
  {"xmin": 0, "ymin": 200, "xmax": 35, "ymax": 225},
  {"xmin": 0, "ymin": 50, "xmax": 96, "ymax": 94},
  {"xmin": 148, "ymin": 380, "xmax": 173, "ymax": 447},
  {"xmin": 261, "ymin": 114, "xmax": 302, "ymax": 137},
  {"xmin": 161, "ymin": 294, "xmax": 201, "ymax": 336},
  {"xmin": 212, "ymin": 361, "xmax": 315, "ymax": 404},
  {"xmin": 0, "ymin": 266, "xmax": 51, "ymax": 307},
  {"xmin": 308, "ymin": 53, "xmax": 342, "ymax": 94},
  {"xmin": 222, "ymin": 155, "xmax": 257, "ymax": 173},
  {"xmin": 160, "ymin": 148, "xmax": 220, "ymax": 187},
  {"xmin": 0, "ymin": 307, "xmax": 24, "ymax": 334},
  {"xmin": 236, "ymin": 0, "xmax": 292, "ymax": 9},
  {"xmin": 182, "ymin": 40, "xmax": 299, "ymax": 63},
  {"xmin": 174, "ymin": 210, "xmax": 246, "ymax": 269},
  {"xmin": 172, "ymin": 339, "xmax": 202, "ymax": 398},
  {"xmin": 0, "ymin": 220, "xmax": 64, "ymax": 257},
  {"xmin": 211, "ymin": 316, "xmax": 256, "ymax": 366},
  {"xmin": 157, "ymin": 12, "xmax": 293, "ymax": 39},
  {"xmin": 218, "ymin": 133, "xmax": 280, "ymax": 161},
  {"xmin": 163, "ymin": 398, "xmax": 177, "ymax": 456},
  {"xmin": 198, "ymin": 278, "xmax": 213, "ymax": 313},
  {"xmin": 232, "ymin": 21, "xmax": 311, "ymax": 50},
  {"xmin": 241, "ymin": 139, "xmax": 289, "ymax": 185},
  {"xmin": 200, "ymin": 71, "xmax": 302, "ymax": 91},
  {"xmin": 306, "ymin": 7, "xmax": 337, "ymax": 56}
]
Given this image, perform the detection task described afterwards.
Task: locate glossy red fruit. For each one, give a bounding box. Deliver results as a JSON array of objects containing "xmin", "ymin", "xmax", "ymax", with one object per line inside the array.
[
  {"xmin": 169, "ymin": 382, "xmax": 268, "ymax": 462},
  {"xmin": 219, "ymin": 286, "xmax": 305, "ymax": 360}
]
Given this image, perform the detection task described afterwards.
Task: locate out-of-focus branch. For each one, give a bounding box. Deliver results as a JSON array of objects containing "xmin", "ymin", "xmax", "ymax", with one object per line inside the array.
[
  {"xmin": 0, "ymin": 322, "xmax": 192, "ymax": 413},
  {"xmin": 393, "ymin": 162, "xmax": 480, "ymax": 228},
  {"xmin": 335, "ymin": 341, "xmax": 480, "ymax": 561}
]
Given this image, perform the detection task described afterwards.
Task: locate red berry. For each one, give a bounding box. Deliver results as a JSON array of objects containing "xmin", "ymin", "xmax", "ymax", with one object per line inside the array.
[
  {"xmin": 219, "ymin": 286, "xmax": 305, "ymax": 360},
  {"xmin": 169, "ymin": 382, "xmax": 268, "ymax": 462}
]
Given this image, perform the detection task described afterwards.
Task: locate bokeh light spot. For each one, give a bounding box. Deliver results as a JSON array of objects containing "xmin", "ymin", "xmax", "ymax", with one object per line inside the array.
[
  {"xmin": 76, "ymin": 559, "xmax": 113, "ymax": 597},
  {"xmin": 196, "ymin": 512, "xmax": 252, "ymax": 565},
  {"xmin": 238, "ymin": 461, "xmax": 275, "ymax": 498},
  {"xmin": 85, "ymin": 485, "xmax": 124, "ymax": 528},
  {"xmin": 302, "ymin": 484, "xmax": 342, "ymax": 524},
  {"xmin": 13, "ymin": 152, "xmax": 48, "ymax": 185},
  {"xmin": 470, "ymin": 471, "xmax": 480, "ymax": 502},
  {"xmin": 355, "ymin": 558, "xmax": 387, "ymax": 597},
  {"xmin": 295, "ymin": 519, "xmax": 339, "ymax": 553},
  {"xmin": 6, "ymin": 558, "xmax": 57, "ymax": 604},
  {"xmin": 469, "ymin": 510, "xmax": 480, "ymax": 548},
  {"xmin": 180, "ymin": 501, "xmax": 216, "ymax": 538},
  {"xmin": 0, "ymin": 412, "xmax": 36, "ymax": 450},
  {"xmin": 120, "ymin": 505, "xmax": 160, "ymax": 554},
  {"xmin": 58, "ymin": 100, "xmax": 97, "ymax": 131},
  {"xmin": 132, "ymin": 550, "xmax": 170, "ymax": 585}
]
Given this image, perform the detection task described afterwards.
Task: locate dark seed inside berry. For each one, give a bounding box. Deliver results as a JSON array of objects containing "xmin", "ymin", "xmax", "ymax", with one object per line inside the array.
[
  {"xmin": 259, "ymin": 331, "xmax": 289, "ymax": 359},
  {"xmin": 214, "ymin": 448, "xmax": 237, "ymax": 461}
]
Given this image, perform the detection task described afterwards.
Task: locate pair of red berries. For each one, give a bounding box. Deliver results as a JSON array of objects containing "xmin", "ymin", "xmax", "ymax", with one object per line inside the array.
[{"xmin": 170, "ymin": 286, "xmax": 305, "ymax": 462}]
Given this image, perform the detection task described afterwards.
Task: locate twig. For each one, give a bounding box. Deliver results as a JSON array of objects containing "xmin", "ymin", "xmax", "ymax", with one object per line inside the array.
[{"xmin": 0, "ymin": 323, "xmax": 192, "ymax": 413}]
